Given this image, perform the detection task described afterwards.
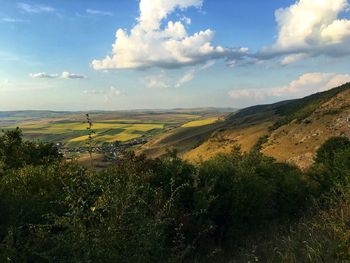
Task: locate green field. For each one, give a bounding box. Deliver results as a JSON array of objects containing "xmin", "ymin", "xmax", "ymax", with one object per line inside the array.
[
  {"xmin": 5, "ymin": 121, "xmax": 165, "ymax": 146},
  {"xmin": 0, "ymin": 110, "xmax": 230, "ymax": 147}
]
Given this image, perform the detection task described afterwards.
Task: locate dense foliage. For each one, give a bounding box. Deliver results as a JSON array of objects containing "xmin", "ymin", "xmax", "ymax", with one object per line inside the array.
[
  {"xmin": 0, "ymin": 129, "xmax": 349, "ymax": 262},
  {"xmin": 0, "ymin": 128, "xmax": 62, "ymax": 170}
]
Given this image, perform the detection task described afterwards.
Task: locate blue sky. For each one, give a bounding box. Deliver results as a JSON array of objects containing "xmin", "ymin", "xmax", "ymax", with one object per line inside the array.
[{"xmin": 0, "ymin": 0, "xmax": 350, "ymax": 110}]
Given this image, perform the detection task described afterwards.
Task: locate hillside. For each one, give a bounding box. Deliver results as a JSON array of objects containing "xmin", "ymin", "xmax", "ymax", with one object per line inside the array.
[
  {"xmin": 262, "ymin": 85, "xmax": 350, "ymax": 169},
  {"xmin": 140, "ymin": 83, "xmax": 350, "ymax": 169}
]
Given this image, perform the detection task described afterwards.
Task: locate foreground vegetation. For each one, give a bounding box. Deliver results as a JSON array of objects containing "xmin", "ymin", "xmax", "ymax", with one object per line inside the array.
[{"xmin": 0, "ymin": 128, "xmax": 349, "ymax": 262}]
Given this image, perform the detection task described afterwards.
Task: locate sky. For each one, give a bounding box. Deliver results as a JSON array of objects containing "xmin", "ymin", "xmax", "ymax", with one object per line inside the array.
[{"xmin": 0, "ymin": 0, "xmax": 350, "ymax": 111}]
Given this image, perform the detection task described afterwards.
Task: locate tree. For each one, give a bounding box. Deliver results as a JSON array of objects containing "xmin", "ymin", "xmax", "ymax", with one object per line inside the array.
[
  {"xmin": 316, "ymin": 137, "xmax": 350, "ymax": 164},
  {"xmin": 0, "ymin": 128, "xmax": 62, "ymax": 170}
]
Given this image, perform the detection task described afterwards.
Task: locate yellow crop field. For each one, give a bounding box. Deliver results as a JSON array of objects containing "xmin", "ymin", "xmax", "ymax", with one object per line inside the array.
[
  {"xmin": 3, "ymin": 111, "xmax": 224, "ymax": 147},
  {"xmin": 69, "ymin": 135, "xmax": 91, "ymax": 143},
  {"xmin": 15, "ymin": 122, "xmax": 131, "ymax": 132},
  {"xmin": 182, "ymin": 118, "xmax": 219, "ymax": 128},
  {"xmin": 3, "ymin": 119, "xmax": 165, "ymax": 146},
  {"xmin": 67, "ymin": 123, "xmax": 164, "ymax": 144}
]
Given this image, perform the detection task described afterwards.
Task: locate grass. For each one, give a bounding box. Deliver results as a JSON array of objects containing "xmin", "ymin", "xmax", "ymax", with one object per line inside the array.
[
  {"xmin": 139, "ymin": 119, "xmax": 226, "ymax": 159},
  {"xmin": 183, "ymin": 122, "xmax": 271, "ymax": 163},
  {"xmin": 181, "ymin": 117, "xmax": 219, "ymax": 128}
]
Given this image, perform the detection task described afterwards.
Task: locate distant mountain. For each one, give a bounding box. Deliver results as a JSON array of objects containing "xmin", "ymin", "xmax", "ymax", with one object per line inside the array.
[{"xmin": 140, "ymin": 82, "xmax": 350, "ymax": 169}]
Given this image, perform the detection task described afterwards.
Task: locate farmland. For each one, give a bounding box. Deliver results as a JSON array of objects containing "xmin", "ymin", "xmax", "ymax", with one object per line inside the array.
[
  {"xmin": 0, "ymin": 110, "xmax": 231, "ymax": 148},
  {"xmin": 181, "ymin": 117, "xmax": 219, "ymax": 128}
]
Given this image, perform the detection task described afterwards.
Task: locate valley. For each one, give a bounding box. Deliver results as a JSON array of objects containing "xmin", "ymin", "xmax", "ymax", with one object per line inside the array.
[
  {"xmin": 0, "ymin": 109, "xmax": 232, "ymax": 165},
  {"xmin": 1, "ymin": 84, "xmax": 349, "ymax": 170}
]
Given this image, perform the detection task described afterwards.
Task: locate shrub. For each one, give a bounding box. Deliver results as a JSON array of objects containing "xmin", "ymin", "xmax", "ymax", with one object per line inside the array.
[
  {"xmin": 196, "ymin": 148, "xmax": 308, "ymax": 248},
  {"xmin": 310, "ymin": 137, "xmax": 350, "ymax": 196},
  {"xmin": 2, "ymin": 130, "xmax": 349, "ymax": 262},
  {"xmin": 0, "ymin": 128, "xmax": 62, "ymax": 171}
]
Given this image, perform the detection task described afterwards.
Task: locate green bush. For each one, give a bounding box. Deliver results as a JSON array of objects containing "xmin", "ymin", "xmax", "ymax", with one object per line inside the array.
[
  {"xmin": 1, "ymin": 129, "xmax": 349, "ymax": 262},
  {"xmin": 0, "ymin": 128, "xmax": 62, "ymax": 171},
  {"xmin": 196, "ymin": 148, "xmax": 309, "ymax": 248},
  {"xmin": 310, "ymin": 137, "xmax": 350, "ymax": 196}
]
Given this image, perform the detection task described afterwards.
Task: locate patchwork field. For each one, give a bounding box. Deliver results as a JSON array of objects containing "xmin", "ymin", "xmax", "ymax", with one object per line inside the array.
[{"xmin": 0, "ymin": 110, "xmax": 232, "ymax": 148}]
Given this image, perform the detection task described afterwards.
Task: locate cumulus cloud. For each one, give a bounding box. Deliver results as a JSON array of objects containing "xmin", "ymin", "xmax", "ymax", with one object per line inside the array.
[
  {"xmin": 260, "ymin": 0, "xmax": 350, "ymax": 64},
  {"xmin": 86, "ymin": 9, "xmax": 113, "ymax": 16},
  {"xmin": 229, "ymin": 72, "xmax": 350, "ymax": 104},
  {"xmin": 30, "ymin": 72, "xmax": 86, "ymax": 79},
  {"xmin": 91, "ymin": 0, "xmax": 248, "ymax": 70},
  {"xmin": 17, "ymin": 3, "xmax": 55, "ymax": 14}
]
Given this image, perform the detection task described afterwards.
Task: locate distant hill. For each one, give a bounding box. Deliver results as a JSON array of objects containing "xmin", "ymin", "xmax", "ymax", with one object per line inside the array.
[{"xmin": 140, "ymin": 82, "xmax": 350, "ymax": 169}]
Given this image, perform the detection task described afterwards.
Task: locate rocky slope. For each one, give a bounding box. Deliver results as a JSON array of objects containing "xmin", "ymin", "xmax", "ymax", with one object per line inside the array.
[{"xmin": 262, "ymin": 87, "xmax": 350, "ymax": 169}]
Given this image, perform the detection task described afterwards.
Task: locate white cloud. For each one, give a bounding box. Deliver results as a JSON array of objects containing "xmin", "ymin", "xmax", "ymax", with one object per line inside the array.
[
  {"xmin": 175, "ymin": 69, "xmax": 196, "ymax": 88},
  {"xmin": 321, "ymin": 19, "xmax": 350, "ymax": 43},
  {"xmin": 30, "ymin": 72, "xmax": 86, "ymax": 79},
  {"xmin": 229, "ymin": 72, "xmax": 350, "ymax": 104},
  {"xmin": 86, "ymin": 9, "xmax": 113, "ymax": 16},
  {"xmin": 180, "ymin": 15, "xmax": 191, "ymax": 25},
  {"xmin": 260, "ymin": 0, "xmax": 350, "ymax": 64},
  {"xmin": 29, "ymin": 72, "xmax": 59, "ymax": 79},
  {"xmin": 281, "ymin": 53, "xmax": 308, "ymax": 65},
  {"xmin": 145, "ymin": 60, "xmax": 214, "ymax": 89},
  {"xmin": 175, "ymin": 60, "xmax": 215, "ymax": 87},
  {"xmin": 91, "ymin": 0, "xmax": 248, "ymax": 70},
  {"xmin": 61, "ymin": 71, "xmax": 86, "ymax": 79},
  {"xmin": 17, "ymin": 3, "xmax": 55, "ymax": 14},
  {"xmin": 145, "ymin": 73, "xmax": 170, "ymax": 89}
]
